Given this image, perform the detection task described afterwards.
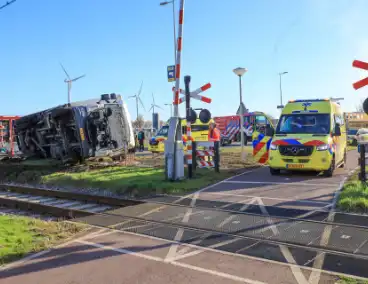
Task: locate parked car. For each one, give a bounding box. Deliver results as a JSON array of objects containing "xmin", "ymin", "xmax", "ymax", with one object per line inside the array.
[
  {"xmin": 347, "ymin": 129, "xmax": 358, "ymax": 145},
  {"xmin": 355, "ymin": 128, "xmax": 368, "ymax": 145}
]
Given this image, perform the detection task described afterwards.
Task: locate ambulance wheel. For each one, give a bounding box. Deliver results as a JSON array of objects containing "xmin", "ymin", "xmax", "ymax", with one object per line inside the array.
[
  {"xmin": 339, "ymin": 150, "xmax": 347, "ymax": 168},
  {"xmin": 324, "ymin": 156, "xmax": 335, "ymax": 177},
  {"xmin": 269, "ymin": 167, "xmax": 280, "ymax": 175}
]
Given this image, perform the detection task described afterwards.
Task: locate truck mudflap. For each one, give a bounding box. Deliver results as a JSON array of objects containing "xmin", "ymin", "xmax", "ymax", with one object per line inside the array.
[{"xmin": 252, "ymin": 131, "xmax": 272, "ymax": 164}]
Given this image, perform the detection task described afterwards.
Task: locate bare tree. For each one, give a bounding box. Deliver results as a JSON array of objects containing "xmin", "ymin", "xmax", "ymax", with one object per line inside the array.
[
  {"xmin": 133, "ymin": 115, "xmax": 144, "ymax": 129},
  {"xmin": 356, "ymin": 99, "xmax": 364, "ymax": 112},
  {"xmin": 143, "ymin": 120, "xmax": 152, "ymax": 129}
]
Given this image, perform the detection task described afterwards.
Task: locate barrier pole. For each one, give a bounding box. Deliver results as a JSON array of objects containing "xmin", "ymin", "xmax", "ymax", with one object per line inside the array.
[
  {"xmin": 184, "ymin": 75, "xmax": 192, "ymax": 178},
  {"xmin": 214, "ymin": 141, "xmax": 220, "ymax": 173},
  {"xmin": 360, "ymin": 144, "xmax": 366, "ymax": 182},
  {"xmin": 173, "ymin": 0, "xmax": 185, "ymax": 117},
  {"xmin": 192, "ymin": 141, "xmax": 197, "ymax": 172}
]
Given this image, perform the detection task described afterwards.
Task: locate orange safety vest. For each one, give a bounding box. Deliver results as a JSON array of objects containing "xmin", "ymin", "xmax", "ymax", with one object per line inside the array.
[{"xmin": 208, "ymin": 128, "xmax": 221, "ymax": 141}]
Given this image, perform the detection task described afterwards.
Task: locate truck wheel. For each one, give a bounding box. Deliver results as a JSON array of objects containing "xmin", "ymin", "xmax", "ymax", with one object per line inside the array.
[
  {"xmin": 324, "ymin": 156, "xmax": 335, "ymax": 177},
  {"xmin": 270, "ymin": 167, "xmax": 280, "ymax": 175}
]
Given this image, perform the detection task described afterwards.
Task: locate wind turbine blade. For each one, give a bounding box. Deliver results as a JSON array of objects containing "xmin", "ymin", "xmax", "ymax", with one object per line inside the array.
[
  {"xmin": 60, "ymin": 63, "xmax": 70, "ymax": 79},
  {"xmin": 152, "ymin": 93, "xmax": 155, "ymax": 104},
  {"xmin": 154, "ymin": 105, "xmax": 164, "ymax": 110},
  {"xmin": 149, "ymin": 105, "xmax": 153, "ymax": 112},
  {"xmin": 138, "ymin": 96, "xmax": 146, "ymax": 111},
  {"xmin": 71, "ymin": 74, "xmax": 85, "ymax": 82},
  {"xmin": 137, "ymin": 81, "xmax": 143, "ymax": 97}
]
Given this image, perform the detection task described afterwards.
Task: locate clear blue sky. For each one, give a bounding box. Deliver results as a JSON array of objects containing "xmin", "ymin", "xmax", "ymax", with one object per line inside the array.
[{"xmin": 1, "ymin": 0, "xmax": 367, "ymax": 122}]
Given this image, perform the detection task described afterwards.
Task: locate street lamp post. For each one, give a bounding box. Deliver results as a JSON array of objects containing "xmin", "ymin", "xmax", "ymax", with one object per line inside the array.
[
  {"xmin": 165, "ymin": 103, "xmax": 173, "ymax": 117},
  {"xmin": 277, "ymin": 71, "xmax": 288, "ymax": 109},
  {"xmin": 233, "ymin": 67, "xmax": 248, "ymax": 162},
  {"xmin": 160, "ymin": 1, "xmax": 177, "ymax": 65}
]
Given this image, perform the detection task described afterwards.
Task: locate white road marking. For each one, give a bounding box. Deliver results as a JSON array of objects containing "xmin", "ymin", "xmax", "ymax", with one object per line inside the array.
[
  {"xmin": 66, "ymin": 222, "xmax": 368, "ymax": 283},
  {"xmin": 280, "ymin": 245, "xmax": 309, "ymax": 284},
  {"xmin": 164, "ymin": 168, "xmax": 262, "ymax": 262},
  {"xmin": 341, "ymin": 235, "xmax": 351, "ymax": 239},
  {"xmin": 222, "ymin": 180, "xmax": 339, "ymax": 187},
  {"xmin": 354, "ymin": 239, "xmax": 368, "ymax": 254},
  {"xmin": 308, "ymin": 171, "xmax": 354, "ymax": 284},
  {"xmin": 217, "ymin": 198, "xmax": 257, "ymax": 228},
  {"xmin": 172, "ymin": 167, "xmax": 262, "ymax": 203},
  {"xmin": 219, "ymin": 198, "xmax": 255, "ymax": 209},
  {"xmin": 207, "ymin": 192, "xmax": 331, "ymax": 205},
  {"xmin": 77, "ymin": 240, "xmax": 266, "ymax": 284},
  {"xmin": 256, "ymin": 197, "xmax": 309, "ymax": 284},
  {"xmin": 109, "ymin": 204, "xmax": 169, "ymax": 229}
]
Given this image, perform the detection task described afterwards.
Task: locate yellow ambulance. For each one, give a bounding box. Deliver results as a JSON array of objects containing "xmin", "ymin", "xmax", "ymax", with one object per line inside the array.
[
  {"xmin": 148, "ymin": 118, "xmax": 214, "ymax": 153},
  {"xmin": 253, "ymin": 99, "xmax": 347, "ymax": 177}
]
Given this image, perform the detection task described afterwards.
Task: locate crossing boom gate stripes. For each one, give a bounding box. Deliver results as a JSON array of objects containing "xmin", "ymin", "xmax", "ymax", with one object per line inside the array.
[{"xmin": 192, "ymin": 141, "xmax": 220, "ymax": 173}]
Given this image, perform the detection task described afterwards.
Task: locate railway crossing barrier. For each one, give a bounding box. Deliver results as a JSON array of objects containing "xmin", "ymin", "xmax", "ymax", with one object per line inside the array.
[
  {"xmin": 352, "ymin": 59, "xmax": 368, "ymax": 182},
  {"xmin": 192, "ymin": 141, "xmax": 220, "ymax": 173},
  {"xmin": 174, "ymin": 75, "xmax": 212, "ymax": 179}
]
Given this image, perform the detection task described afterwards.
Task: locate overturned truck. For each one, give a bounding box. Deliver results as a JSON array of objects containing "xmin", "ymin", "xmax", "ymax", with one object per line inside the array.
[{"xmin": 14, "ymin": 94, "xmax": 135, "ymax": 163}]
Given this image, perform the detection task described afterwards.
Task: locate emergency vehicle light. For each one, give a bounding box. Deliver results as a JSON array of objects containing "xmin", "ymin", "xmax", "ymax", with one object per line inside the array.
[
  {"xmin": 291, "ymin": 99, "xmax": 330, "ymax": 103},
  {"xmin": 292, "ymin": 110, "xmax": 319, "ymax": 114}
]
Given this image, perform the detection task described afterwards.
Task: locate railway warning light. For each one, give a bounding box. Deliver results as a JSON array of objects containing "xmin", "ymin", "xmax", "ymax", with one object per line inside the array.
[
  {"xmin": 187, "ymin": 108, "xmax": 197, "ymax": 124},
  {"xmin": 199, "ymin": 109, "xmax": 211, "ymax": 124},
  {"xmin": 363, "ymin": 98, "xmax": 368, "ymax": 115}
]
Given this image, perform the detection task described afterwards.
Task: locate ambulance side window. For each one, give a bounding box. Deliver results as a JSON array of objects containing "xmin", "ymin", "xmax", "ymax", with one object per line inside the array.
[
  {"xmin": 255, "ymin": 115, "xmax": 270, "ymax": 134},
  {"xmin": 182, "ymin": 126, "xmax": 186, "ymax": 134}
]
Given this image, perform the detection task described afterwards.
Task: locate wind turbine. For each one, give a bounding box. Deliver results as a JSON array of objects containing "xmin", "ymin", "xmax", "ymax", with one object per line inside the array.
[
  {"xmin": 149, "ymin": 93, "xmax": 163, "ymax": 131},
  {"xmin": 60, "ymin": 63, "xmax": 85, "ymax": 105},
  {"xmin": 149, "ymin": 93, "xmax": 163, "ymax": 114},
  {"xmin": 129, "ymin": 81, "xmax": 146, "ymax": 123}
]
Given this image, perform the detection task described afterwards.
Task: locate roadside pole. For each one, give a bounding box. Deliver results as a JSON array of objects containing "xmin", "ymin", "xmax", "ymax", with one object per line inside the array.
[{"xmin": 165, "ymin": 0, "xmax": 185, "ymax": 181}]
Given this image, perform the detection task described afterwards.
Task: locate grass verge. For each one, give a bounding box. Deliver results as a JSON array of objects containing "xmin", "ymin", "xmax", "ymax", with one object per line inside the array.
[
  {"xmin": 0, "ymin": 215, "xmax": 85, "ymax": 265},
  {"xmin": 337, "ymin": 276, "xmax": 368, "ymax": 284},
  {"xmin": 40, "ymin": 166, "xmax": 240, "ymax": 196},
  {"xmin": 337, "ymin": 165, "xmax": 368, "ymax": 213},
  {"xmin": 348, "ymin": 145, "xmax": 357, "ymax": 151},
  {"xmin": 0, "ymin": 146, "xmax": 258, "ymax": 197}
]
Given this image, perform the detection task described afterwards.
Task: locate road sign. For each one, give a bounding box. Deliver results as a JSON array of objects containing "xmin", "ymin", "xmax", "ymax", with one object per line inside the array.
[
  {"xmin": 167, "ymin": 65, "xmax": 175, "ymax": 82},
  {"xmin": 353, "ymin": 60, "xmax": 368, "ymax": 90}
]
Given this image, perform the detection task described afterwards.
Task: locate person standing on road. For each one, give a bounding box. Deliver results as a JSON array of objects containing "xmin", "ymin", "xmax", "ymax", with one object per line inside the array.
[
  {"xmin": 208, "ymin": 122, "xmax": 220, "ymax": 142},
  {"xmin": 137, "ymin": 129, "xmax": 145, "ymax": 152}
]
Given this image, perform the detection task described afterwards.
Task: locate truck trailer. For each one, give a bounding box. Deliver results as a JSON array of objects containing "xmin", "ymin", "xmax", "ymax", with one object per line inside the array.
[{"xmin": 14, "ymin": 94, "xmax": 135, "ymax": 163}]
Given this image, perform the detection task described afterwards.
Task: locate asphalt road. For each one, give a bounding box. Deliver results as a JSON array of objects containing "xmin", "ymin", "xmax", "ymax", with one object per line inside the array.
[{"xmin": 0, "ymin": 150, "xmax": 364, "ymax": 284}]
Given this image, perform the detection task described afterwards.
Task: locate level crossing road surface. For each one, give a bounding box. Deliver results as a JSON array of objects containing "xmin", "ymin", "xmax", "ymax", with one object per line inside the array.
[{"xmin": 1, "ymin": 150, "xmax": 365, "ymax": 284}]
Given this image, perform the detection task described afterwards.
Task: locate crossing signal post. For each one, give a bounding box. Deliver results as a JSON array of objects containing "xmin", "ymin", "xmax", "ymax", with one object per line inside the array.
[
  {"xmin": 352, "ymin": 59, "xmax": 368, "ymax": 182},
  {"xmin": 175, "ymin": 75, "xmax": 217, "ymax": 178}
]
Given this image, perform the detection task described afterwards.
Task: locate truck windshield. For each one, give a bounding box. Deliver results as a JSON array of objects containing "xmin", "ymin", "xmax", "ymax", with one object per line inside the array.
[
  {"xmin": 156, "ymin": 126, "xmax": 169, "ymax": 137},
  {"xmin": 276, "ymin": 114, "xmax": 330, "ymax": 135}
]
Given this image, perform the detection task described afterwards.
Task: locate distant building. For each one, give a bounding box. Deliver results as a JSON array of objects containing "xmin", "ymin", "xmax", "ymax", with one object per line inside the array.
[{"xmin": 344, "ymin": 112, "xmax": 368, "ymax": 129}]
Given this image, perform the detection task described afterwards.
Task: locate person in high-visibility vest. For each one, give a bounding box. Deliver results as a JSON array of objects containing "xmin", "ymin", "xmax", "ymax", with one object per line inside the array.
[{"xmin": 208, "ymin": 122, "xmax": 221, "ymax": 142}]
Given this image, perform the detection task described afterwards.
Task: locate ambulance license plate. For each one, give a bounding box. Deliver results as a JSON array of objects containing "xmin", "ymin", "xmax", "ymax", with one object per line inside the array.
[{"xmin": 286, "ymin": 164, "xmax": 304, "ymax": 169}]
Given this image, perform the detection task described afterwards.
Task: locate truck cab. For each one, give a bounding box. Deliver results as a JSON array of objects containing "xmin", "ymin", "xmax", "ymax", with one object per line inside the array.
[{"xmin": 267, "ymin": 99, "xmax": 347, "ymax": 177}]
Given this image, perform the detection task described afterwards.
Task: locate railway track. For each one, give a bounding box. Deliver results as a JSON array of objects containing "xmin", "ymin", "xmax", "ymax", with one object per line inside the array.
[
  {"xmin": 1, "ymin": 183, "xmax": 368, "ymax": 230},
  {"xmin": 1, "ymin": 183, "xmax": 368, "ymax": 279}
]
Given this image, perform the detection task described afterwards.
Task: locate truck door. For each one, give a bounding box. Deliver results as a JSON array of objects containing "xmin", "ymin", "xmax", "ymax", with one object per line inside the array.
[{"xmin": 252, "ymin": 114, "xmax": 274, "ymax": 164}]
